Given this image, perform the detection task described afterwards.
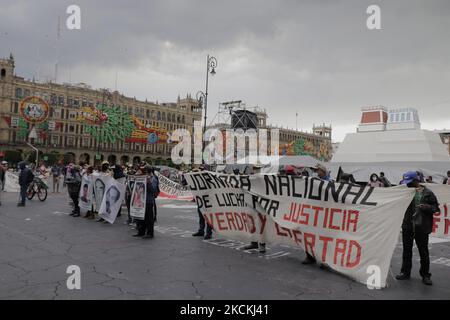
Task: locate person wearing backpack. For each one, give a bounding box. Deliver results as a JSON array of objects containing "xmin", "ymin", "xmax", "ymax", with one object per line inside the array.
[{"xmin": 18, "ymin": 161, "xmax": 34, "ymax": 207}]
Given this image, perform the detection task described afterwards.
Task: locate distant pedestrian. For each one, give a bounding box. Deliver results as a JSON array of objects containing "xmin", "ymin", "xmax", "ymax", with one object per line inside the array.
[
  {"xmin": 51, "ymin": 164, "xmax": 62, "ymax": 193},
  {"xmin": 17, "ymin": 161, "xmax": 34, "ymax": 207},
  {"xmin": 425, "ymin": 176, "xmax": 434, "ymax": 183},
  {"xmin": 396, "ymin": 171, "xmax": 439, "ymax": 286}
]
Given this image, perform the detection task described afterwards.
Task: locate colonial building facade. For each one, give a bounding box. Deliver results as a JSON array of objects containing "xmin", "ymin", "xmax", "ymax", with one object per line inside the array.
[
  {"xmin": 207, "ymin": 107, "xmax": 333, "ymax": 161},
  {"xmin": 0, "ymin": 55, "xmax": 202, "ymax": 165}
]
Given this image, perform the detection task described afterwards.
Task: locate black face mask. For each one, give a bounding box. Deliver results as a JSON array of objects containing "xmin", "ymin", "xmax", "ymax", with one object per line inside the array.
[{"xmin": 406, "ymin": 181, "xmax": 416, "ymax": 188}]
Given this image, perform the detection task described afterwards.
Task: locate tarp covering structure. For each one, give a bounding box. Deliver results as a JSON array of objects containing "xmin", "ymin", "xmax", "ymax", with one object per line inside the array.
[
  {"xmin": 216, "ymin": 155, "xmax": 323, "ymax": 174},
  {"xmin": 330, "ymin": 129, "xmax": 450, "ymax": 183}
]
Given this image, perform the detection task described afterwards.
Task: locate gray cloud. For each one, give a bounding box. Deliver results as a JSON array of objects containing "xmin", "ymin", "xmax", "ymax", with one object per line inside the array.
[{"xmin": 1, "ymin": 0, "xmax": 450, "ymax": 141}]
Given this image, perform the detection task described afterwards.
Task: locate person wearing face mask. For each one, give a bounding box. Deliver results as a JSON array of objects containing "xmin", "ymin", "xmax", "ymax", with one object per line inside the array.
[
  {"xmin": 395, "ymin": 171, "xmax": 439, "ymax": 286},
  {"xmin": 368, "ymin": 173, "xmax": 383, "ymax": 187}
]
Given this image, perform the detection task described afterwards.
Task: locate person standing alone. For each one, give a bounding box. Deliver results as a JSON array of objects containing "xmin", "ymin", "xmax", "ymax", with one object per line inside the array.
[
  {"xmin": 396, "ymin": 171, "xmax": 439, "ymax": 285},
  {"xmin": 51, "ymin": 164, "xmax": 62, "ymax": 193},
  {"xmin": 66, "ymin": 165, "xmax": 82, "ymax": 217},
  {"xmin": 17, "ymin": 161, "xmax": 34, "ymax": 207}
]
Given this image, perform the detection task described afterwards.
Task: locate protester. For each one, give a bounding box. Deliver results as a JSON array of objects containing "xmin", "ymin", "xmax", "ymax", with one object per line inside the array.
[
  {"xmin": 395, "ymin": 171, "xmax": 439, "ymax": 286},
  {"xmin": 242, "ymin": 164, "xmax": 266, "ymax": 253},
  {"xmin": 112, "ymin": 163, "xmax": 126, "ymax": 217},
  {"xmin": 151, "ymin": 168, "xmax": 160, "ymax": 223},
  {"xmin": 82, "ymin": 166, "xmax": 95, "ymax": 219},
  {"xmin": 368, "ymin": 173, "xmax": 383, "ymax": 187},
  {"xmin": 443, "ymin": 170, "xmax": 450, "ymax": 185},
  {"xmin": 313, "ymin": 163, "xmax": 330, "ymax": 181},
  {"xmin": 125, "ymin": 167, "xmax": 136, "ymax": 225},
  {"xmin": 17, "ymin": 161, "xmax": 34, "ymax": 207},
  {"xmin": 133, "ymin": 165, "xmax": 158, "ymax": 239},
  {"xmin": 192, "ymin": 166, "xmax": 213, "ymax": 240},
  {"xmin": 379, "ymin": 172, "xmax": 392, "ymax": 187},
  {"xmin": 51, "ymin": 164, "xmax": 62, "ymax": 193},
  {"xmin": 0, "ymin": 161, "xmax": 7, "ymax": 191},
  {"xmin": 302, "ymin": 163, "xmax": 330, "ymax": 265},
  {"xmin": 338, "ymin": 172, "xmax": 356, "ymax": 184},
  {"xmin": 96, "ymin": 161, "xmax": 112, "ymax": 222},
  {"xmin": 66, "ymin": 165, "xmax": 82, "ymax": 217}
]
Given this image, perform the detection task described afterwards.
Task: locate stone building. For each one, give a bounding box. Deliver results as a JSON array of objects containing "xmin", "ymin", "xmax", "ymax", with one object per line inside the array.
[{"xmin": 0, "ymin": 55, "xmax": 202, "ymax": 165}]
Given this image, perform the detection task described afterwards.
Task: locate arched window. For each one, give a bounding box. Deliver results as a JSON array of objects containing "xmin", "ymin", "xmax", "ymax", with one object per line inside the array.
[
  {"xmin": 15, "ymin": 88, "xmax": 22, "ymax": 99},
  {"xmin": 0, "ymin": 69, "xmax": 5, "ymax": 77}
]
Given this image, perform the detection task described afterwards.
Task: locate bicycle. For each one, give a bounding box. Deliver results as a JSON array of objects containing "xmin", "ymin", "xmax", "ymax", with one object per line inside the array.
[{"xmin": 27, "ymin": 176, "xmax": 48, "ymax": 202}]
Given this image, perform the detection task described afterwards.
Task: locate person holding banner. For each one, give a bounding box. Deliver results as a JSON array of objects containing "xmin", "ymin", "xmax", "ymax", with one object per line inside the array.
[
  {"xmin": 0, "ymin": 161, "xmax": 7, "ymax": 191},
  {"xmin": 302, "ymin": 163, "xmax": 331, "ymax": 265},
  {"xmin": 396, "ymin": 171, "xmax": 439, "ymax": 286},
  {"xmin": 191, "ymin": 168, "xmax": 213, "ymax": 240},
  {"xmin": 81, "ymin": 166, "xmax": 95, "ymax": 219},
  {"xmin": 133, "ymin": 165, "xmax": 158, "ymax": 239}
]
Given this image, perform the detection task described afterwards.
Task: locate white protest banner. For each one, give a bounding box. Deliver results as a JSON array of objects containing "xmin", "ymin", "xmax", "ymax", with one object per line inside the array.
[
  {"xmin": 79, "ymin": 174, "xmax": 94, "ymax": 213},
  {"xmin": 4, "ymin": 171, "xmax": 20, "ymax": 192},
  {"xmin": 185, "ymin": 172, "xmax": 415, "ymax": 287},
  {"xmin": 93, "ymin": 173, "xmax": 108, "ymax": 211},
  {"xmin": 130, "ymin": 176, "xmax": 147, "ymax": 220},
  {"xmin": 426, "ymin": 184, "xmax": 450, "ymax": 239},
  {"xmin": 98, "ymin": 177, "xmax": 125, "ymax": 224},
  {"xmin": 155, "ymin": 171, "xmax": 193, "ymax": 200}
]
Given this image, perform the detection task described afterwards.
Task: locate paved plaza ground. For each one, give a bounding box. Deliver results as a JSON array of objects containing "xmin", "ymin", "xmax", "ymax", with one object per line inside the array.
[{"xmin": 0, "ymin": 190, "xmax": 449, "ymax": 300}]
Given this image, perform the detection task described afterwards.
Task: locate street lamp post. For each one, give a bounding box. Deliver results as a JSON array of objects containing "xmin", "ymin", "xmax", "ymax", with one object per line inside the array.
[{"xmin": 197, "ymin": 55, "xmax": 217, "ymax": 165}]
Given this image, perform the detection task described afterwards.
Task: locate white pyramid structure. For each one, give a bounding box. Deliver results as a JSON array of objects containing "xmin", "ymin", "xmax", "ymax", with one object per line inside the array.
[{"xmin": 330, "ymin": 107, "xmax": 450, "ymax": 183}]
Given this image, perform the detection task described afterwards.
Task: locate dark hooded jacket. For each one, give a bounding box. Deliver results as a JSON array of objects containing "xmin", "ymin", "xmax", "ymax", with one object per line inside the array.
[
  {"xmin": 18, "ymin": 162, "xmax": 34, "ymax": 187},
  {"xmin": 402, "ymin": 186, "xmax": 439, "ymax": 234}
]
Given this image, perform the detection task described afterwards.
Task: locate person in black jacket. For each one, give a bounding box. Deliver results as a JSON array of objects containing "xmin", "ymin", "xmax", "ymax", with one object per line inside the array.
[
  {"xmin": 443, "ymin": 170, "xmax": 450, "ymax": 185},
  {"xmin": 17, "ymin": 161, "xmax": 34, "ymax": 207},
  {"xmin": 396, "ymin": 171, "xmax": 439, "ymax": 286},
  {"xmin": 65, "ymin": 165, "xmax": 82, "ymax": 217}
]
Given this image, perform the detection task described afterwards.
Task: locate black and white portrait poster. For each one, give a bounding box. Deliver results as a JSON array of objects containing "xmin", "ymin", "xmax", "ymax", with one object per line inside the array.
[
  {"xmin": 98, "ymin": 178, "xmax": 126, "ymax": 224},
  {"xmin": 79, "ymin": 174, "xmax": 94, "ymax": 212},
  {"xmin": 130, "ymin": 176, "xmax": 147, "ymax": 220},
  {"xmin": 93, "ymin": 173, "xmax": 109, "ymax": 211}
]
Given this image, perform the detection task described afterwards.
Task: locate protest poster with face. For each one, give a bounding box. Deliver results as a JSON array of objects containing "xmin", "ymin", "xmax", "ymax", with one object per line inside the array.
[
  {"xmin": 79, "ymin": 174, "xmax": 94, "ymax": 212},
  {"xmin": 98, "ymin": 178, "xmax": 126, "ymax": 224},
  {"xmin": 130, "ymin": 176, "xmax": 147, "ymax": 220},
  {"xmin": 93, "ymin": 173, "xmax": 108, "ymax": 211}
]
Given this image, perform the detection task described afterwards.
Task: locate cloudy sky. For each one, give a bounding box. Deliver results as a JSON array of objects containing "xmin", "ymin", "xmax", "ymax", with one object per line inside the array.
[{"xmin": 1, "ymin": 0, "xmax": 450, "ymax": 141}]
